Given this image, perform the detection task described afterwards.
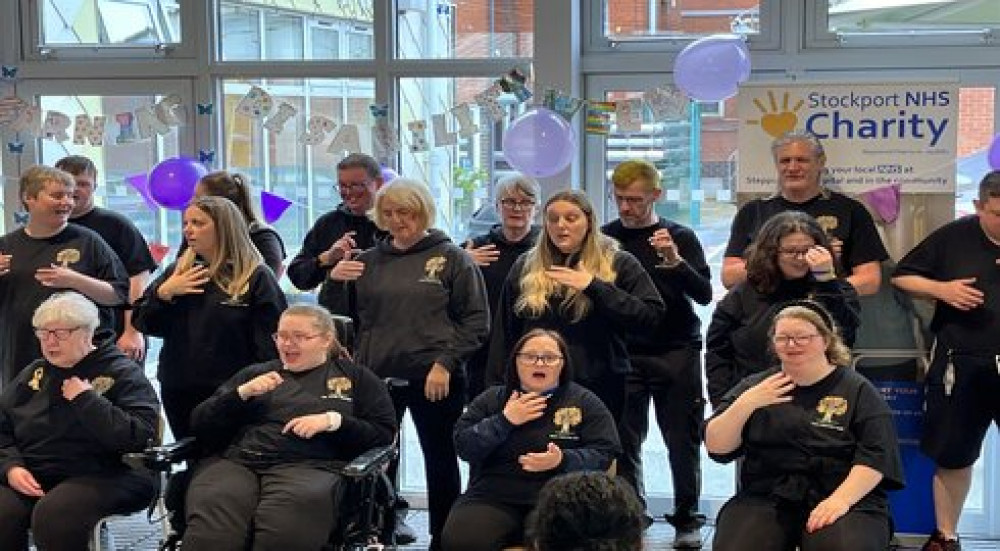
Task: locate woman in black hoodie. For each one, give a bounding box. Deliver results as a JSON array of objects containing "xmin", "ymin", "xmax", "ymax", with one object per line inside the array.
[
  {"xmin": 0, "ymin": 291, "xmax": 159, "ymax": 550},
  {"xmin": 442, "ymin": 329, "xmax": 619, "ymax": 550},
  {"xmin": 330, "ymin": 178, "xmax": 489, "ymax": 551}
]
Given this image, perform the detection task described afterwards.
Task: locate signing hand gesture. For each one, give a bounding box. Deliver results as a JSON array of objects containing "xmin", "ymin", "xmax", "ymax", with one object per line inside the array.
[
  {"xmin": 62, "ymin": 376, "xmax": 92, "ymax": 401},
  {"xmin": 503, "ymin": 391, "xmax": 548, "ymax": 426},
  {"xmin": 545, "ymin": 264, "xmax": 594, "ymax": 291},
  {"xmin": 320, "ymin": 231, "xmax": 358, "ymax": 267},
  {"xmin": 735, "ymin": 372, "xmax": 795, "ymax": 411},
  {"xmin": 464, "ymin": 240, "xmax": 500, "ymax": 267},
  {"xmin": 283, "ymin": 412, "xmax": 337, "ymax": 439},
  {"xmin": 519, "ymin": 442, "xmax": 563, "ymax": 472},
  {"xmin": 425, "ymin": 362, "xmax": 451, "ymax": 402},
  {"xmin": 936, "ymin": 278, "xmax": 984, "ymax": 311},
  {"xmin": 828, "ymin": 237, "xmax": 844, "ymax": 260},
  {"xmin": 649, "ymin": 228, "xmax": 680, "ymax": 264},
  {"xmin": 7, "ymin": 466, "xmax": 44, "ymax": 497},
  {"xmin": 804, "ymin": 245, "xmax": 835, "ymax": 274},
  {"xmin": 157, "ymin": 264, "xmax": 210, "ymax": 301},
  {"xmin": 329, "ymin": 249, "xmax": 365, "ymax": 282},
  {"xmin": 117, "ymin": 328, "xmax": 146, "ymax": 362},
  {"xmin": 0, "ymin": 253, "xmax": 11, "ymax": 276},
  {"xmin": 806, "ymin": 495, "xmax": 851, "ymax": 533},
  {"xmin": 237, "ymin": 371, "xmax": 284, "ymax": 400},
  {"xmin": 35, "ymin": 264, "xmax": 83, "ymax": 289}
]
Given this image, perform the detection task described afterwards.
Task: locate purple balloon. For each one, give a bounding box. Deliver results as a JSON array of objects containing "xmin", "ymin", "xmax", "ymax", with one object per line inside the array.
[
  {"xmin": 674, "ymin": 34, "xmax": 751, "ymax": 102},
  {"xmin": 148, "ymin": 157, "xmax": 206, "ymax": 210},
  {"xmin": 989, "ymin": 133, "xmax": 1000, "ymax": 171},
  {"xmin": 380, "ymin": 166, "xmax": 399, "ymax": 183},
  {"xmin": 502, "ymin": 108, "xmax": 576, "ymax": 178}
]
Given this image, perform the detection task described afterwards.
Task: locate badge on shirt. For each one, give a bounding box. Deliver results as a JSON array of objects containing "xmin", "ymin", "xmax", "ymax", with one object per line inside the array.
[
  {"xmin": 812, "ymin": 395, "xmax": 848, "ymax": 431},
  {"xmin": 324, "ymin": 377, "xmax": 353, "ymax": 401},
  {"xmin": 91, "ymin": 376, "xmax": 114, "ymax": 396},
  {"xmin": 28, "ymin": 367, "xmax": 44, "ymax": 391},
  {"xmin": 55, "ymin": 248, "xmax": 81, "ymax": 267},
  {"xmin": 815, "ymin": 216, "xmax": 839, "ymax": 235},
  {"xmin": 419, "ymin": 256, "xmax": 447, "ymax": 284},
  {"xmin": 550, "ymin": 406, "xmax": 582, "ymax": 441}
]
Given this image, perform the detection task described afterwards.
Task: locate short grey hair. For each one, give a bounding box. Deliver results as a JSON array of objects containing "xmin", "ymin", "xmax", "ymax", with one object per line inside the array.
[
  {"xmin": 770, "ymin": 130, "xmax": 826, "ymax": 161},
  {"xmin": 32, "ymin": 292, "xmax": 100, "ymax": 333},
  {"xmin": 495, "ymin": 173, "xmax": 540, "ymax": 201}
]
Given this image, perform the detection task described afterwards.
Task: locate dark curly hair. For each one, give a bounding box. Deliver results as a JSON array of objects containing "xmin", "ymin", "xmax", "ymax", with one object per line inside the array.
[
  {"xmin": 526, "ymin": 472, "xmax": 644, "ymax": 551},
  {"xmin": 745, "ymin": 211, "xmax": 832, "ymax": 295}
]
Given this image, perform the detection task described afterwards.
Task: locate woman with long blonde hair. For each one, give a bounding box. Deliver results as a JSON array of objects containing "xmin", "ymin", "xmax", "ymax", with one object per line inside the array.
[
  {"xmin": 488, "ymin": 190, "xmax": 664, "ymax": 419},
  {"xmin": 133, "ymin": 196, "xmax": 287, "ymax": 437}
]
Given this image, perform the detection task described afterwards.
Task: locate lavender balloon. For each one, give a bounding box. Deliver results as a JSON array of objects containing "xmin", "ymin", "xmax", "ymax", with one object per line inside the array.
[
  {"xmin": 148, "ymin": 157, "xmax": 207, "ymax": 210},
  {"xmin": 674, "ymin": 34, "xmax": 751, "ymax": 102},
  {"xmin": 380, "ymin": 166, "xmax": 399, "ymax": 183},
  {"xmin": 502, "ymin": 108, "xmax": 576, "ymax": 178}
]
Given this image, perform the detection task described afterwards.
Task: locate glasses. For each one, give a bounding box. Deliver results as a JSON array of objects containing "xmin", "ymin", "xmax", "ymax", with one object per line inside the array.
[
  {"xmin": 271, "ymin": 332, "xmax": 324, "ymax": 345},
  {"xmin": 611, "ymin": 194, "xmax": 649, "ymax": 206},
  {"xmin": 338, "ymin": 181, "xmax": 371, "ymax": 194},
  {"xmin": 772, "ymin": 334, "xmax": 821, "ymax": 347},
  {"xmin": 516, "ymin": 353, "xmax": 564, "ymax": 366},
  {"xmin": 34, "ymin": 326, "xmax": 82, "ymax": 341},
  {"xmin": 499, "ymin": 198, "xmax": 536, "ymax": 211},
  {"xmin": 778, "ymin": 248, "xmax": 811, "ymax": 259}
]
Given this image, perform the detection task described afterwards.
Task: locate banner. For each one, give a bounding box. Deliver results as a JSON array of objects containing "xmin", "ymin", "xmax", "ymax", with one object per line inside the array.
[{"xmin": 737, "ymin": 82, "xmax": 959, "ymax": 193}]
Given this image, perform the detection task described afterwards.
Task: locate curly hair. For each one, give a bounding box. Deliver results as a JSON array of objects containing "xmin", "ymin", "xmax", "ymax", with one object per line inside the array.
[
  {"xmin": 745, "ymin": 211, "xmax": 832, "ymax": 295},
  {"xmin": 527, "ymin": 472, "xmax": 644, "ymax": 551}
]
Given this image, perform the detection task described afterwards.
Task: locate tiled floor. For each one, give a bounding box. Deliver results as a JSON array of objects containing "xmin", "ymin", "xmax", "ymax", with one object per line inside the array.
[{"xmin": 103, "ymin": 509, "xmax": 998, "ymax": 550}]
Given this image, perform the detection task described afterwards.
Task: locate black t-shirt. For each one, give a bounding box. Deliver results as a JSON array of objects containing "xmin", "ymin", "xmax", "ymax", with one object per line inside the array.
[
  {"xmin": 602, "ymin": 218, "xmax": 712, "ymax": 349},
  {"xmin": 725, "ymin": 192, "xmax": 889, "ymax": 276},
  {"xmin": 709, "ymin": 366, "xmax": 904, "ymax": 514},
  {"xmin": 894, "ymin": 215, "xmax": 1000, "ymax": 351},
  {"xmin": 0, "ymin": 226, "xmax": 129, "ymax": 384}
]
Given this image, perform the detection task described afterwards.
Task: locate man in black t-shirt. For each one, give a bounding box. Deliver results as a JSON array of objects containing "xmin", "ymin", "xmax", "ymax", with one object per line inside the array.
[
  {"xmin": 892, "ymin": 170, "xmax": 1000, "ymax": 551},
  {"xmin": 0, "ymin": 165, "xmax": 128, "ymax": 384},
  {"xmin": 602, "ymin": 159, "xmax": 712, "ymax": 547},
  {"xmin": 57, "ymin": 155, "xmax": 157, "ymax": 362},
  {"xmin": 722, "ymin": 130, "xmax": 888, "ymax": 295}
]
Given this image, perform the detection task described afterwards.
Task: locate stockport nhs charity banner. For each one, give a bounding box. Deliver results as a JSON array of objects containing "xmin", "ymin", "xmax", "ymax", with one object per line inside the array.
[{"xmin": 736, "ymin": 82, "xmax": 958, "ymax": 194}]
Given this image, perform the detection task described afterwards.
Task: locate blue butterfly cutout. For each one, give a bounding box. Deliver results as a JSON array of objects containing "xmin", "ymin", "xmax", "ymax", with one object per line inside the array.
[
  {"xmin": 369, "ymin": 104, "xmax": 389, "ymax": 118},
  {"xmin": 13, "ymin": 211, "xmax": 29, "ymax": 225},
  {"xmin": 436, "ymin": 4, "xmax": 451, "ymax": 15},
  {"xmin": 197, "ymin": 103, "xmax": 214, "ymax": 115},
  {"xmin": 7, "ymin": 141, "xmax": 24, "ymax": 153},
  {"xmin": 198, "ymin": 149, "xmax": 216, "ymax": 163},
  {"xmin": 1, "ymin": 66, "xmax": 17, "ymax": 80}
]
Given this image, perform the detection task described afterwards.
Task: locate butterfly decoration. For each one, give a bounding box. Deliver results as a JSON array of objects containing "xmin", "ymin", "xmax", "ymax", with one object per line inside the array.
[
  {"xmin": 369, "ymin": 104, "xmax": 389, "ymax": 118},
  {"xmin": 13, "ymin": 211, "xmax": 29, "ymax": 226},
  {"xmin": 1, "ymin": 66, "xmax": 17, "ymax": 80},
  {"xmin": 198, "ymin": 149, "xmax": 216, "ymax": 164},
  {"xmin": 196, "ymin": 103, "xmax": 214, "ymax": 115},
  {"xmin": 7, "ymin": 140, "xmax": 24, "ymax": 154}
]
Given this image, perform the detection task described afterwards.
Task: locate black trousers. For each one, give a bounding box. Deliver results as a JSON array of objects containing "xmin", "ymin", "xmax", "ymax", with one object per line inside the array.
[
  {"xmin": 161, "ymin": 384, "xmax": 217, "ymax": 439},
  {"xmin": 441, "ymin": 496, "xmax": 533, "ymax": 551},
  {"xmin": 618, "ymin": 346, "xmax": 705, "ymax": 520},
  {"xmin": 0, "ymin": 470, "xmax": 157, "ymax": 551},
  {"xmin": 182, "ymin": 456, "xmax": 343, "ymax": 551},
  {"xmin": 712, "ymin": 495, "xmax": 891, "ymax": 551},
  {"xmin": 387, "ymin": 376, "xmax": 464, "ymax": 551},
  {"xmin": 578, "ymin": 367, "xmax": 627, "ymax": 424}
]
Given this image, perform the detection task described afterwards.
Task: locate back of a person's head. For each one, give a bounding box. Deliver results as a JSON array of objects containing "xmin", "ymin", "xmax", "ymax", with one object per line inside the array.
[{"xmin": 527, "ymin": 472, "xmax": 644, "ymax": 551}]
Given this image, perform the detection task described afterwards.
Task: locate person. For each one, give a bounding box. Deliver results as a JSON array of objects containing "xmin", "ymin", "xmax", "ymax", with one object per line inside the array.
[
  {"xmin": 329, "ymin": 178, "xmax": 489, "ymax": 550},
  {"xmin": 891, "ymin": 170, "xmax": 1000, "ymax": 551},
  {"xmin": 181, "ymin": 304, "xmax": 397, "ymax": 551},
  {"xmin": 287, "ymin": 152, "xmax": 387, "ymax": 316},
  {"xmin": 132, "ymin": 196, "xmax": 286, "ymax": 438},
  {"xmin": 721, "ymin": 130, "xmax": 888, "ymax": 296},
  {"xmin": 704, "ymin": 303, "xmax": 904, "ymax": 551},
  {"xmin": 706, "ymin": 211, "xmax": 861, "ymax": 408},
  {"xmin": 0, "ymin": 165, "xmax": 129, "ymax": 386},
  {"xmin": 525, "ymin": 471, "xmax": 645, "ymax": 551},
  {"xmin": 602, "ymin": 159, "xmax": 712, "ymax": 546},
  {"xmin": 463, "ymin": 173, "xmax": 541, "ymax": 398},
  {"xmin": 193, "ymin": 170, "xmax": 287, "ymax": 277},
  {"xmin": 488, "ymin": 190, "xmax": 665, "ymax": 421},
  {"xmin": 56, "ymin": 155, "xmax": 158, "ymax": 363},
  {"xmin": 442, "ymin": 329, "xmax": 620, "ymax": 550},
  {"xmin": 0, "ymin": 292, "xmax": 159, "ymax": 551}
]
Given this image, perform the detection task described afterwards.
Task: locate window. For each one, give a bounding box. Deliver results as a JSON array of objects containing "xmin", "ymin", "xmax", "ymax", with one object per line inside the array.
[
  {"xmin": 810, "ymin": 0, "xmax": 1000, "ymax": 47},
  {"xmin": 605, "ymin": 0, "xmax": 762, "ymax": 40},
  {"xmin": 40, "ymin": 0, "xmax": 181, "ymax": 46},
  {"xmin": 396, "ymin": 0, "xmax": 534, "ymax": 59}
]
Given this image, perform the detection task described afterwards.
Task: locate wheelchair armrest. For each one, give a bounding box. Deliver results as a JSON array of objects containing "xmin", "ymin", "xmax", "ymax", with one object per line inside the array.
[
  {"xmin": 340, "ymin": 444, "xmax": 396, "ymax": 479},
  {"xmin": 125, "ymin": 437, "xmax": 199, "ymax": 472}
]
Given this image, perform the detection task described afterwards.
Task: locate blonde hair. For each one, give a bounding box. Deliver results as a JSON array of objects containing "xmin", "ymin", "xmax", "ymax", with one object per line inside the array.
[
  {"xmin": 611, "ymin": 159, "xmax": 661, "ymax": 192},
  {"xmin": 19, "ymin": 165, "xmax": 74, "ymax": 208},
  {"xmin": 282, "ymin": 304, "xmax": 343, "ymax": 355},
  {"xmin": 772, "ymin": 304, "xmax": 851, "ymax": 366},
  {"xmin": 32, "ymin": 291, "xmax": 100, "ymax": 334},
  {"xmin": 371, "ymin": 178, "xmax": 435, "ymax": 233},
  {"xmin": 177, "ymin": 196, "xmax": 263, "ymax": 300},
  {"xmin": 515, "ymin": 191, "xmax": 618, "ymax": 322}
]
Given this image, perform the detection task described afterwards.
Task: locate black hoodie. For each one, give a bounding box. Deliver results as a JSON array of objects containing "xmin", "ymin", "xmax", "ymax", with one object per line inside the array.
[
  {"xmin": 287, "ymin": 203, "xmax": 387, "ymax": 316},
  {"xmin": 0, "ymin": 331, "xmax": 159, "ymax": 485},
  {"xmin": 345, "ymin": 229, "xmax": 489, "ymax": 381}
]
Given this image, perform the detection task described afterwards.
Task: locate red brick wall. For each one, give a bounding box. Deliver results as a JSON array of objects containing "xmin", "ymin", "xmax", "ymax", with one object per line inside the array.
[{"xmin": 957, "ymin": 88, "xmax": 995, "ymax": 157}]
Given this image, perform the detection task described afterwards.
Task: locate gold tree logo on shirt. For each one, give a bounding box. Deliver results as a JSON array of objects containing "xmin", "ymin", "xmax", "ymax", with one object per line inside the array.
[
  {"xmin": 55, "ymin": 248, "xmax": 81, "ymax": 267},
  {"xmin": 553, "ymin": 407, "xmax": 582, "ymax": 435},
  {"xmin": 28, "ymin": 367, "xmax": 44, "ymax": 391},
  {"xmin": 420, "ymin": 256, "xmax": 447, "ymax": 284},
  {"xmin": 326, "ymin": 377, "xmax": 352, "ymax": 400},
  {"xmin": 815, "ymin": 216, "xmax": 839, "ymax": 235},
  {"xmin": 91, "ymin": 376, "xmax": 114, "ymax": 396},
  {"xmin": 816, "ymin": 395, "xmax": 848, "ymax": 424}
]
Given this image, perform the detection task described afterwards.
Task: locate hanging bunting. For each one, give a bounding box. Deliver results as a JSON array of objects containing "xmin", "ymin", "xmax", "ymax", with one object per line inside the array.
[
  {"xmin": 615, "ymin": 99, "xmax": 643, "ymax": 133},
  {"xmin": 261, "ymin": 191, "xmax": 293, "ymax": 224},
  {"xmin": 585, "ymin": 101, "xmax": 616, "ymax": 135},
  {"xmin": 407, "ymin": 120, "xmax": 430, "ymax": 153}
]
